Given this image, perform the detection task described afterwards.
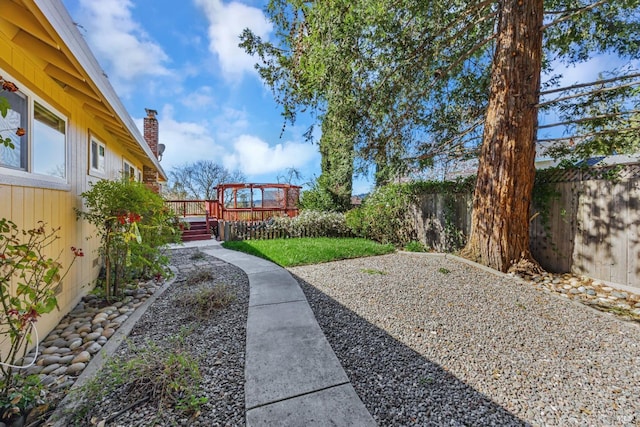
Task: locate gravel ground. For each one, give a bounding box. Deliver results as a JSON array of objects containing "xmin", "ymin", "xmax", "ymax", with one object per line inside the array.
[
  {"xmin": 289, "ymin": 253, "xmax": 640, "ymax": 427},
  {"xmin": 69, "ymin": 247, "xmax": 249, "ymax": 427}
]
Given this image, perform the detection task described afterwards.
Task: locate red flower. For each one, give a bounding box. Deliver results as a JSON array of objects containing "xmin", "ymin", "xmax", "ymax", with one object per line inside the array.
[
  {"xmin": 71, "ymin": 246, "xmax": 84, "ymax": 257},
  {"xmin": 2, "ymin": 80, "xmax": 18, "ymax": 92}
]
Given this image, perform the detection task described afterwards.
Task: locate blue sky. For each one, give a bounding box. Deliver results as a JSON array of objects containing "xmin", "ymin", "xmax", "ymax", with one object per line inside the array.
[
  {"xmin": 60, "ymin": 0, "xmax": 637, "ymax": 191},
  {"xmin": 60, "ymin": 0, "xmax": 356, "ymax": 191}
]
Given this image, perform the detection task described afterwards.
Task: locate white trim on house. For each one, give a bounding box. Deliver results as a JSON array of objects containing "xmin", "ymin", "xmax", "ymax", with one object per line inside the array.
[{"xmin": 33, "ymin": 0, "xmax": 167, "ymax": 181}]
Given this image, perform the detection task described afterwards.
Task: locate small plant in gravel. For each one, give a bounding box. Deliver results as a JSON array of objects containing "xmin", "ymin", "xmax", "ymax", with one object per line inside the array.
[
  {"xmin": 189, "ymin": 251, "xmax": 206, "ymax": 261},
  {"xmin": 438, "ymin": 267, "xmax": 451, "ymax": 274},
  {"xmin": 177, "ymin": 284, "xmax": 236, "ymax": 320},
  {"xmin": 71, "ymin": 336, "xmax": 207, "ymax": 425},
  {"xmin": 404, "ymin": 241, "xmax": 428, "ymax": 252},
  {"xmin": 184, "ymin": 269, "xmax": 216, "ymax": 286},
  {"xmin": 361, "ymin": 269, "xmax": 387, "ymax": 275}
]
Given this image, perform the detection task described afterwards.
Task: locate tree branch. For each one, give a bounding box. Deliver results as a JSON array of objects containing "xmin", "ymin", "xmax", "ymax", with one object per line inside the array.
[
  {"xmin": 537, "ymin": 79, "xmax": 640, "ymax": 107},
  {"xmin": 537, "ymin": 109, "xmax": 640, "ymax": 129},
  {"xmin": 537, "ymin": 126, "xmax": 640, "ymax": 143},
  {"xmin": 541, "ymin": 0, "xmax": 608, "ymax": 31},
  {"xmin": 540, "ymin": 72, "xmax": 640, "ymax": 96}
]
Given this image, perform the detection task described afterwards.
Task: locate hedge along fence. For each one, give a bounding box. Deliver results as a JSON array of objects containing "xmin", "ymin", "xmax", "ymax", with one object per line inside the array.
[{"xmin": 219, "ymin": 210, "xmax": 353, "ymax": 241}]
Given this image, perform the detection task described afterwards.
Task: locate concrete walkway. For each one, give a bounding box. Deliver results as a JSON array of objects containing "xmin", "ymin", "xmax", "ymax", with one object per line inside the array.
[{"xmin": 182, "ymin": 240, "xmax": 375, "ymax": 426}]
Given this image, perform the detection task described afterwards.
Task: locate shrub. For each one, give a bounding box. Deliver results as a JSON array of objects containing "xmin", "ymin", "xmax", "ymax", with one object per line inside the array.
[
  {"xmin": 76, "ymin": 179, "xmax": 180, "ymax": 300},
  {"xmin": 0, "ymin": 220, "xmax": 81, "ymax": 419},
  {"xmin": 268, "ymin": 210, "xmax": 351, "ymax": 238},
  {"xmin": 345, "ymin": 184, "xmax": 418, "ymax": 246}
]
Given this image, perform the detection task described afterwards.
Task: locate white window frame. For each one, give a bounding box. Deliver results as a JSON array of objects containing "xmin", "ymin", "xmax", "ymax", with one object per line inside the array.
[
  {"xmin": 0, "ymin": 70, "xmax": 69, "ymax": 190},
  {"xmin": 89, "ymin": 136, "xmax": 106, "ymax": 177},
  {"xmin": 122, "ymin": 158, "xmax": 138, "ymax": 181}
]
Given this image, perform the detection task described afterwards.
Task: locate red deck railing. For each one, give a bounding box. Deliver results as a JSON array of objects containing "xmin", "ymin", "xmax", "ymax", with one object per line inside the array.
[{"xmin": 165, "ymin": 183, "xmax": 301, "ymax": 225}]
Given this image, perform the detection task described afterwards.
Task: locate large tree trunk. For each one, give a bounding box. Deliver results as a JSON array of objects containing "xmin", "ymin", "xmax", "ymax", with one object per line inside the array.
[{"xmin": 461, "ymin": 0, "xmax": 543, "ymax": 272}]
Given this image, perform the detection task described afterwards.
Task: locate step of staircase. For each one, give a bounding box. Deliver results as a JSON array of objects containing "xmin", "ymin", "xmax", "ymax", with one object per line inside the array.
[{"xmin": 181, "ymin": 221, "xmax": 213, "ymax": 242}]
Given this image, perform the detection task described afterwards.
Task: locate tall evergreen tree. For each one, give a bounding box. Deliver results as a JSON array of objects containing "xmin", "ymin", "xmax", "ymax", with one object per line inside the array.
[{"xmin": 242, "ymin": 0, "xmax": 640, "ymax": 271}]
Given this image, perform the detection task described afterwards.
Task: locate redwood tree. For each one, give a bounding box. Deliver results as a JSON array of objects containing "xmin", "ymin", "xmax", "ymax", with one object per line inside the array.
[
  {"xmin": 242, "ymin": 0, "xmax": 640, "ymax": 272},
  {"xmin": 461, "ymin": 0, "xmax": 544, "ymax": 271}
]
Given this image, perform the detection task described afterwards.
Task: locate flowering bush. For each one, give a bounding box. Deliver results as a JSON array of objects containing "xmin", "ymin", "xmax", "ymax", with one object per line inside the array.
[
  {"xmin": 76, "ymin": 179, "xmax": 180, "ymax": 299},
  {"xmin": 268, "ymin": 210, "xmax": 351, "ymax": 238},
  {"xmin": 0, "ymin": 220, "xmax": 82, "ymax": 418}
]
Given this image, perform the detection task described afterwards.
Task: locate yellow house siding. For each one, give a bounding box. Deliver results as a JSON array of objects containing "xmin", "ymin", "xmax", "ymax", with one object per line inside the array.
[{"xmin": 0, "ymin": 12, "xmax": 159, "ymax": 353}]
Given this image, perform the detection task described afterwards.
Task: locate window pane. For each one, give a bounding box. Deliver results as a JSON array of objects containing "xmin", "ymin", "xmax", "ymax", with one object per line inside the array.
[
  {"xmin": 33, "ymin": 102, "xmax": 65, "ymax": 178},
  {"xmin": 0, "ymin": 91, "xmax": 27, "ymax": 170},
  {"xmin": 91, "ymin": 141, "xmax": 98, "ymax": 169},
  {"xmin": 91, "ymin": 140, "xmax": 105, "ymax": 172}
]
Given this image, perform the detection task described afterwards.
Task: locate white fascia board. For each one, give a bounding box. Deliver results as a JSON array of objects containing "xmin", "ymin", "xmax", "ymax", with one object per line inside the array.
[{"xmin": 33, "ymin": 0, "xmax": 167, "ymax": 181}]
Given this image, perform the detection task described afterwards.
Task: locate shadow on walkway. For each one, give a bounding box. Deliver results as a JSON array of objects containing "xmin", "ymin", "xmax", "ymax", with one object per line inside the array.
[{"xmin": 293, "ymin": 274, "xmax": 530, "ymax": 426}]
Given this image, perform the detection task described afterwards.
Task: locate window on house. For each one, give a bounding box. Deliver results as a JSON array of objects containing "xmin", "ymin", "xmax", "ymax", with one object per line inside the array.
[
  {"xmin": 0, "ymin": 73, "xmax": 67, "ymax": 182},
  {"xmin": 123, "ymin": 159, "xmax": 137, "ymax": 181},
  {"xmin": 33, "ymin": 102, "xmax": 66, "ymax": 179},
  {"xmin": 90, "ymin": 137, "xmax": 106, "ymax": 174},
  {"xmin": 0, "ymin": 90, "xmax": 28, "ymax": 170}
]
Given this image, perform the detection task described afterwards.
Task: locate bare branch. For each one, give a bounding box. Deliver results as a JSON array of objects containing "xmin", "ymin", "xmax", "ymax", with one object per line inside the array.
[
  {"xmin": 540, "ymin": 72, "xmax": 640, "ymax": 96},
  {"xmin": 537, "ymin": 109, "xmax": 640, "ymax": 129},
  {"xmin": 537, "ymin": 127, "xmax": 640, "ymax": 143},
  {"xmin": 541, "ymin": 0, "xmax": 608, "ymax": 31},
  {"xmin": 537, "ymin": 79, "xmax": 640, "ymax": 107}
]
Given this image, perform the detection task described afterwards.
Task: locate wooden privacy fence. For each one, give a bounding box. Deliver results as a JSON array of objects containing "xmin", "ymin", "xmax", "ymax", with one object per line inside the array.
[{"xmin": 409, "ymin": 163, "xmax": 640, "ymax": 290}]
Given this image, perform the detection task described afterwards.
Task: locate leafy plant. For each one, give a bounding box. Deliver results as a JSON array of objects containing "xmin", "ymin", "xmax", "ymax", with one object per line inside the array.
[
  {"xmin": 268, "ymin": 210, "xmax": 351, "ymax": 238},
  {"xmin": 71, "ymin": 337, "xmax": 207, "ymax": 425},
  {"xmin": 76, "ymin": 179, "xmax": 180, "ymax": 299},
  {"xmin": 345, "ymin": 183, "xmax": 418, "ymax": 246},
  {"xmin": 438, "ymin": 267, "xmax": 451, "ymax": 274},
  {"xmin": 0, "ymin": 220, "xmax": 82, "ymax": 417}
]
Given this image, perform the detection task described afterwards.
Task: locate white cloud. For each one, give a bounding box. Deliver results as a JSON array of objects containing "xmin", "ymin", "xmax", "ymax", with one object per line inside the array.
[
  {"xmin": 193, "ymin": 0, "xmax": 272, "ymax": 80},
  {"xmin": 180, "ymin": 86, "xmax": 216, "ymax": 109},
  {"xmin": 224, "ymin": 135, "xmax": 318, "ymax": 175},
  {"xmin": 77, "ymin": 0, "xmax": 171, "ymax": 88},
  {"xmin": 136, "ymin": 105, "xmax": 224, "ymax": 172}
]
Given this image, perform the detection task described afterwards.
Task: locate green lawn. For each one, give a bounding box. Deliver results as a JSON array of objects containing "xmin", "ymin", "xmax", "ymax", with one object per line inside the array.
[{"xmin": 221, "ymin": 237, "xmax": 395, "ymax": 267}]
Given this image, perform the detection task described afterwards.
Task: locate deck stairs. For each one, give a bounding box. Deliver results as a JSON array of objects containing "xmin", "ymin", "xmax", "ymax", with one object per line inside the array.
[{"xmin": 181, "ymin": 220, "xmax": 213, "ymax": 242}]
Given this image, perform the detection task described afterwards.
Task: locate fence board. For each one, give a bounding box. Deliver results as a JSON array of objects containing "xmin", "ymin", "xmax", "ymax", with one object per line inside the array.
[{"xmin": 411, "ymin": 163, "xmax": 640, "ymax": 290}]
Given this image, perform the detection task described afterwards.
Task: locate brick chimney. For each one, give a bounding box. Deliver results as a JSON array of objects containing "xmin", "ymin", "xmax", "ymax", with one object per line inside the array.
[
  {"xmin": 143, "ymin": 108, "xmax": 159, "ymax": 158},
  {"xmin": 143, "ymin": 108, "xmax": 160, "ymax": 193}
]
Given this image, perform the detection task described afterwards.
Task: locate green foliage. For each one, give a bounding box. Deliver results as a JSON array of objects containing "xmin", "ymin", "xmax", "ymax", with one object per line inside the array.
[
  {"xmin": 438, "ymin": 267, "xmax": 451, "ymax": 275},
  {"xmin": 72, "ymin": 336, "xmax": 207, "ymax": 424},
  {"xmin": 222, "ymin": 237, "xmax": 395, "ymax": 267},
  {"xmin": 268, "ymin": 210, "xmax": 352, "ymax": 237},
  {"xmin": 76, "ymin": 179, "xmax": 180, "ymax": 299},
  {"xmin": 0, "ymin": 374, "xmax": 43, "ymax": 421},
  {"xmin": 360, "ymin": 268, "xmax": 387, "ymax": 275},
  {"xmin": 0, "ymin": 220, "xmax": 81, "ymax": 410},
  {"xmin": 344, "ymin": 183, "xmax": 418, "ymax": 246},
  {"xmin": 404, "ymin": 241, "xmax": 428, "ymax": 252},
  {"xmin": 298, "ymin": 182, "xmax": 340, "ymax": 212}
]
